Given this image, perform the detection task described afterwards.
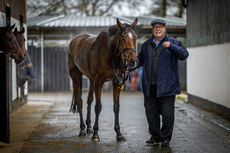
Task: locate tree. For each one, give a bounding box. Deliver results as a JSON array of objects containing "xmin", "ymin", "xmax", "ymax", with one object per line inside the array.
[
  {"xmin": 27, "ymin": 0, "xmax": 119, "ymax": 17},
  {"xmin": 73, "ymin": 0, "xmax": 119, "ymax": 16},
  {"xmin": 27, "ymin": 0, "xmax": 186, "ymax": 18},
  {"xmin": 150, "ymin": 0, "xmax": 185, "ymax": 18},
  {"xmin": 27, "ymin": 0, "xmax": 67, "ymax": 16}
]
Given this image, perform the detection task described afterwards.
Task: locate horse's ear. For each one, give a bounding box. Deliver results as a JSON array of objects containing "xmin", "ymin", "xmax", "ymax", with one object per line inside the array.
[
  {"xmin": 21, "ymin": 27, "xmax": 25, "ymax": 34},
  {"xmin": 131, "ymin": 18, "xmax": 138, "ymax": 29},
  {"xmin": 6, "ymin": 24, "xmax": 11, "ymax": 29},
  {"xmin": 9, "ymin": 24, "xmax": 15, "ymax": 31},
  {"xmin": 14, "ymin": 27, "xmax": 18, "ymax": 33},
  {"xmin": 4, "ymin": 24, "xmax": 11, "ymax": 31},
  {"xmin": 116, "ymin": 18, "xmax": 124, "ymax": 29}
]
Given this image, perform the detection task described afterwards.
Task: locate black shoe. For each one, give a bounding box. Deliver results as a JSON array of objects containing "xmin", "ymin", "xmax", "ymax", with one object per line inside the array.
[
  {"xmin": 146, "ymin": 137, "xmax": 161, "ymax": 144},
  {"xmin": 161, "ymin": 140, "xmax": 169, "ymax": 147}
]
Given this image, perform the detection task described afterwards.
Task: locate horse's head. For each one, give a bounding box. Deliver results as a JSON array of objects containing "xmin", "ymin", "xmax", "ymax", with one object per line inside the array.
[
  {"xmin": 116, "ymin": 18, "xmax": 138, "ymax": 69},
  {"xmin": 0, "ymin": 24, "xmax": 25, "ymax": 63},
  {"xmin": 13, "ymin": 27, "xmax": 26, "ymax": 56}
]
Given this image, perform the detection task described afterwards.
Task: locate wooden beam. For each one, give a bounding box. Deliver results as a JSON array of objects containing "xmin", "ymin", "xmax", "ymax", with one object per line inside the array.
[{"xmin": 0, "ymin": 55, "xmax": 10, "ymax": 143}]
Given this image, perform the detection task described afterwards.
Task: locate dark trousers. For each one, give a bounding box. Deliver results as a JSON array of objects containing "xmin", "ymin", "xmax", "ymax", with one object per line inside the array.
[{"xmin": 144, "ymin": 85, "xmax": 175, "ymax": 142}]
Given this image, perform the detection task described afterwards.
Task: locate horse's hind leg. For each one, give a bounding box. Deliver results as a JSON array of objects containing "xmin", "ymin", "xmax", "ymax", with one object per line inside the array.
[
  {"xmin": 69, "ymin": 67, "xmax": 86, "ymax": 137},
  {"xmin": 86, "ymin": 80, "xmax": 94, "ymax": 134}
]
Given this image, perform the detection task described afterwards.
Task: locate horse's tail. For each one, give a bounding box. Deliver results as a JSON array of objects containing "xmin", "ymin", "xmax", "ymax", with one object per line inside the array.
[{"xmin": 69, "ymin": 76, "xmax": 82, "ymax": 113}]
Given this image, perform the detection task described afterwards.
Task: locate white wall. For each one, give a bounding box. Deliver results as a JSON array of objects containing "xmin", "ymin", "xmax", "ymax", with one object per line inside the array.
[
  {"xmin": 187, "ymin": 43, "xmax": 230, "ymax": 108},
  {"xmin": 11, "ymin": 18, "xmax": 20, "ymax": 100},
  {"xmin": 0, "ymin": 11, "xmax": 4, "ymax": 26}
]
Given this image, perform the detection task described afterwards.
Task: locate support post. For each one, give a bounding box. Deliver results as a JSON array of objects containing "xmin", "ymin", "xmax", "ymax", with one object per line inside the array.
[
  {"xmin": 41, "ymin": 31, "xmax": 44, "ymax": 92},
  {"xmin": 0, "ymin": 56, "xmax": 10, "ymax": 143}
]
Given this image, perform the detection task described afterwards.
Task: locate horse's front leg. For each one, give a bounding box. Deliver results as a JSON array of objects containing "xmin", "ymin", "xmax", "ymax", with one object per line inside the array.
[
  {"xmin": 113, "ymin": 83, "xmax": 126, "ymax": 141},
  {"xmin": 92, "ymin": 81, "xmax": 103, "ymax": 142},
  {"xmin": 86, "ymin": 80, "xmax": 94, "ymax": 134}
]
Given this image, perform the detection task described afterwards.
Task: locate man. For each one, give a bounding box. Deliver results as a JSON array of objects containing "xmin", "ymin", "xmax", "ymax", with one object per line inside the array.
[{"xmin": 137, "ymin": 19, "xmax": 189, "ymax": 147}]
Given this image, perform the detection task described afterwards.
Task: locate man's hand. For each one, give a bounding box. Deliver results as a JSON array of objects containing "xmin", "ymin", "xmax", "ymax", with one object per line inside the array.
[
  {"xmin": 162, "ymin": 41, "xmax": 170, "ymax": 48},
  {"xmin": 125, "ymin": 68, "xmax": 129, "ymax": 74}
]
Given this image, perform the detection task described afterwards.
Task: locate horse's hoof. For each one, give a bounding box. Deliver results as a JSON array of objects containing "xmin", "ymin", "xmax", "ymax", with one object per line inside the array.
[
  {"xmin": 78, "ymin": 130, "xmax": 86, "ymax": 137},
  {"xmin": 87, "ymin": 128, "xmax": 93, "ymax": 134},
  {"xmin": 116, "ymin": 135, "xmax": 126, "ymax": 141},
  {"xmin": 92, "ymin": 135, "xmax": 100, "ymax": 142}
]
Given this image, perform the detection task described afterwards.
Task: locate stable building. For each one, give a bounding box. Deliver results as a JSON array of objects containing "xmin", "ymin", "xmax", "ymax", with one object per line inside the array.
[
  {"xmin": 0, "ymin": 0, "xmax": 27, "ymax": 143},
  {"xmin": 186, "ymin": 0, "xmax": 230, "ymax": 119}
]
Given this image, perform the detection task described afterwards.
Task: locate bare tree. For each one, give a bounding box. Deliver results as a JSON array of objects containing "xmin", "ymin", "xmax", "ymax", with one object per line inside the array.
[
  {"xmin": 27, "ymin": 0, "xmax": 185, "ymax": 18},
  {"xmin": 150, "ymin": 0, "xmax": 185, "ymax": 18},
  {"xmin": 151, "ymin": 0, "xmax": 166, "ymax": 17},
  {"xmin": 27, "ymin": 0, "xmax": 67, "ymax": 16},
  {"xmin": 175, "ymin": 0, "xmax": 184, "ymax": 18},
  {"xmin": 27, "ymin": 0, "xmax": 120, "ymax": 17},
  {"xmin": 70, "ymin": 0, "xmax": 119, "ymax": 16}
]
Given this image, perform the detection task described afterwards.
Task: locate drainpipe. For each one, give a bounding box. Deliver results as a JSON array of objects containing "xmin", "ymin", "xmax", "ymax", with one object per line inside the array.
[{"xmin": 41, "ymin": 31, "xmax": 44, "ymax": 92}]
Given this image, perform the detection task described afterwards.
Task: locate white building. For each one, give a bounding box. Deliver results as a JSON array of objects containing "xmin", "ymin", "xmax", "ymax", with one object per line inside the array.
[{"xmin": 186, "ymin": 0, "xmax": 230, "ymax": 118}]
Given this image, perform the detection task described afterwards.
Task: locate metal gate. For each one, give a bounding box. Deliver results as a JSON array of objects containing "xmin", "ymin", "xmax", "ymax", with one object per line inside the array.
[{"xmin": 28, "ymin": 46, "xmax": 70, "ymax": 92}]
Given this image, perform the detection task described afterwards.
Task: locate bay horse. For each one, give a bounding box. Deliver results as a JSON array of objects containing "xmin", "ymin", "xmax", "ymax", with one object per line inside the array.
[
  {"xmin": 13, "ymin": 27, "xmax": 26, "ymax": 56},
  {"xmin": 68, "ymin": 18, "xmax": 138, "ymax": 142},
  {"xmin": 0, "ymin": 24, "xmax": 25, "ymax": 63}
]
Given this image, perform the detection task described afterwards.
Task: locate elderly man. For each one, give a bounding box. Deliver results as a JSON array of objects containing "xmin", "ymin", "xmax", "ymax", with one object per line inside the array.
[{"xmin": 137, "ymin": 19, "xmax": 189, "ymax": 147}]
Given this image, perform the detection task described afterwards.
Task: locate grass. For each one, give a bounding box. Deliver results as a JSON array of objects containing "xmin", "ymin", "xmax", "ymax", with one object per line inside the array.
[{"xmin": 176, "ymin": 92, "xmax": 188, "ymax": 102}]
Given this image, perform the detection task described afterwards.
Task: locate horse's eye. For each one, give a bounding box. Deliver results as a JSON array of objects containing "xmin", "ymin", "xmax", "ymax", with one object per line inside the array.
[
  {"xmin": 8, "ymin": 37, "xmax": 13, "ymax": 41},
  {"xmin": 120, "ymin": 36, "xmax": 125, "ymax": 41}
]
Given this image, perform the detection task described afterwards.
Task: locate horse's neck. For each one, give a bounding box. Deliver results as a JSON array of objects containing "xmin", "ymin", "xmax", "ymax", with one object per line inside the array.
[{"xmin": 110, "ymin": 47, "xmax": 123, "ymax": 71}]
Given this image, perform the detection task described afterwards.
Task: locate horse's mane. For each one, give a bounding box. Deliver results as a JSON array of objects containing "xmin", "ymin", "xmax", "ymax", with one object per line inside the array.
[{"xmin": 108, "ymin": 23, "xmax": 132, "ymax": 36}]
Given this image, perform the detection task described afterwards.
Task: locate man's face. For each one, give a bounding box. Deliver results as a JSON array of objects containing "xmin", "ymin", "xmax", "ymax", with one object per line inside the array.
[{"xmin": 152, "ymin": 23, "xmax": 166, "ymax": 39}]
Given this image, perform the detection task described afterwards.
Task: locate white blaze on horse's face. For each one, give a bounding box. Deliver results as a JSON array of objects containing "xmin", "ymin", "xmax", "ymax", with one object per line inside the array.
[{"xmin": 128, "ymin": 32, "xmax": 133, "ymax": 39}]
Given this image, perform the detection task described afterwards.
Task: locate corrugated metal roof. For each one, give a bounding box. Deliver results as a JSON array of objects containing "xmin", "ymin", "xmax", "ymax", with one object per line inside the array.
[
  {"xmin": 122, "ymin": 16, "xmax": 186, "ymax": 26},
  {"xmin": 28, "ymin": 15, "xmax": 186, "ymax": 28}
]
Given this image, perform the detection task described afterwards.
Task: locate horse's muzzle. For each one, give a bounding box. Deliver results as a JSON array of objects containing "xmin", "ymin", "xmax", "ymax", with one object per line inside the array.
[
  {"xmin": 13, "ymin": 54, "xmax": 25, "ymax": 64},
  {"xmin": 129, "ymin": 59, "xmax": 137, "ymax": 68}
]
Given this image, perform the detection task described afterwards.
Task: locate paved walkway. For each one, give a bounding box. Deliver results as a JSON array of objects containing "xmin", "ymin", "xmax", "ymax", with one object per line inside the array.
[{"xmin": 0, "ymin": 91, "xmax": 230, "ymax": 153}]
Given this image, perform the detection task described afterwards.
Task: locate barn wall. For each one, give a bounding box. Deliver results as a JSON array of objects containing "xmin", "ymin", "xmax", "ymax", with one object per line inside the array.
[
  {"xmin": 187, "ymin": 0, "xmax": 230, "ymax": 116},
  {"xmin": 0, "ymin": 10, "xmax": 3, "ymax": 25},
  {"xmin": 187, "ymin": 0, "xmax": 230, "ymax": 47},
  {"xmin": 0, "ymin": 0, "xmax": 26, "ymax": 23},
  {"xmin": 0, "ymin": 1, "xmax": 27, "ymax": 112},
  {"xmin": 0, "ymin": 0, "xmax": 27, "ymax": 143},
  {"xmin": 187, "ymin": 43, "xmax": 230, "ymax": 108}
]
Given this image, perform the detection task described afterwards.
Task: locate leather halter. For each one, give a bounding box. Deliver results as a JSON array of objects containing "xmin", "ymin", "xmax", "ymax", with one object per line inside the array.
[{"xmin": 112, "ymin": 29, "xmax": 136, "ymax": 87}]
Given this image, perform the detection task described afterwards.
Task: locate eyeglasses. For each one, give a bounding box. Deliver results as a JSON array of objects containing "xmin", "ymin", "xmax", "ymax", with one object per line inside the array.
[{"xmin": 153, "ymin": 25, "xmax": 165, "ymax": 29}]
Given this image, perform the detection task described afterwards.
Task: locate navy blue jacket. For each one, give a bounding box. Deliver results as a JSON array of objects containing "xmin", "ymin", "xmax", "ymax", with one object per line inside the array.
[{"xmin": 138, "ymin": 34, "xmax": 189, "ymax": 97}]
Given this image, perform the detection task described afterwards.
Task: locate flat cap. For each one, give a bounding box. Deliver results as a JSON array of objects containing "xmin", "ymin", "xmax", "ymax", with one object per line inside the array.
[{"xmin": 151, "ymin": 19, "xmax": 166, "ymax": 26}]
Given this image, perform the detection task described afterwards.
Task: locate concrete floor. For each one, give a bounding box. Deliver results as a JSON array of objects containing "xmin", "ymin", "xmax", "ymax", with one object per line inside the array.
[{"xmin": 0, "ymin": 91, "xmax": 230, "ymax": 153}]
